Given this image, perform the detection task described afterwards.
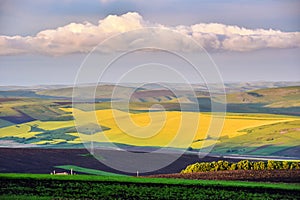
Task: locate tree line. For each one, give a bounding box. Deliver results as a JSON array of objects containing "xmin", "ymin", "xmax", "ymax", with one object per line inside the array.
[{"xmin": 181, "ymin": 160, "xmax": 300, "ymax": 173}]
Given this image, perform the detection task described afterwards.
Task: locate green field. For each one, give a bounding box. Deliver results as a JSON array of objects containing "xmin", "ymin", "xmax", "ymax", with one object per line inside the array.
[
  {"xmin": 212, "ymin": 120, "xmax": 300, "ymax": 156},
  {"xmin": 0, "ymin": 173, "xmax": 299, "ymax": 199}
]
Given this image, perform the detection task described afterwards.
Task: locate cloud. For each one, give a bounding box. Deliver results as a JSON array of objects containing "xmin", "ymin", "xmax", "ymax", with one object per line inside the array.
[{"xmin": 0, "ymin": 12, "xmax": 299, "ymax": 55}]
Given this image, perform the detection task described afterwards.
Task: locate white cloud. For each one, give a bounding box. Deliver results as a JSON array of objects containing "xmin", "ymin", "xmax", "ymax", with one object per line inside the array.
[{"xmin": 0, "ymin": 12, "xmax": 299, "ymax": 55}]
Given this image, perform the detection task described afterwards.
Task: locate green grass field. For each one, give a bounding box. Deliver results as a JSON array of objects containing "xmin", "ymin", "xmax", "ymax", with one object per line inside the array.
[
  {"xmin": 0, "ymin": 173, "xmax": 299, "ymax": 199},
  {"xmin": 213, "ymin": 120, "xmax": 300, "ymax": 156}
]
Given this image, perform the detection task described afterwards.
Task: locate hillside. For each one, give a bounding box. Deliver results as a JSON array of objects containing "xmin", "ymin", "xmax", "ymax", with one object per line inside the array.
[
  {"xmin": 225, "ymin": 86, "xmax": 300, "ymax": 107},
  {"xmin": 0, "ymin": 83, "xmax": 299, "ymax": 158}
]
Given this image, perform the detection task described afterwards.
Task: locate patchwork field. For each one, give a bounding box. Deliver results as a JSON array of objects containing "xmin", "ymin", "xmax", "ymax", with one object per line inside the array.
[
  {"xmin": 70, "ymin": 108, "xmax": 299, "ymax": 149},
  {"xmin": 0, "ymin": 84, "xmax": 299, "ymax": 199},
  {"xmin": 0, "ymin": 107, "xmax": 298, "ymax": 152},
  {"xmin": 0, "ymin": 84, "xmax": 299, "ymax": 158}
]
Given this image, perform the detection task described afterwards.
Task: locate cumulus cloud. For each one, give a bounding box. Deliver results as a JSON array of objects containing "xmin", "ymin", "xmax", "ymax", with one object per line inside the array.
[{"xmin": 0, "ymin": 12, "xmax": 299, "ymax": 55}]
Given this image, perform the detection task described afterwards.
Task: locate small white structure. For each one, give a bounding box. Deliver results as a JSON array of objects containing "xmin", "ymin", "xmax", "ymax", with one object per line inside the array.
[
  {"xmin": 55, "ymin": 172, "xmax": 68, "ymax": 175},
  {"xmin": 50, "ymin": 169, "xmax": 74, "ymax": 175},
  {"xmin": 51, "ymin": 170, "xmax": 67, "ymax": 175}
]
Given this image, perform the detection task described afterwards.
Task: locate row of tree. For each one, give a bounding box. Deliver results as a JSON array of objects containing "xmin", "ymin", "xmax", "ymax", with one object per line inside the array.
[{"xmin": 181, "ymin": 160, "xmax": 300, "ymax": 173}]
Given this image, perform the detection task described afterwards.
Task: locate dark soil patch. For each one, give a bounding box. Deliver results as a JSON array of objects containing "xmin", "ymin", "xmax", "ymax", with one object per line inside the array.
[
  {"xmin": 0, "ymin": 148, "xmax": 244, "ymax": 176},
  {"xmin": 0, "ymin": 98, "xmax": 19, "ymax": 102},
  {"xmin": 0, "ymin": 110, "xmax": 35, "ymax": 124},
  {"xmin": 53, "ymin": 101, "xmax": 72, "ymax": 105},
  {"xmin": 272, "ymin": 146, "xmax": 300, "ymax": 157}
]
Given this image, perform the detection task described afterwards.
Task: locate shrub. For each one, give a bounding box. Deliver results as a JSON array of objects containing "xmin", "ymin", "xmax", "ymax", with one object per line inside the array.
[
  {"xmin": 253, "ymin": 161, "xmax": 266, "ymax": 170},
  {"xmin": 237, "ymin": 160, "xmax": 250, "ymax": 170},
  {"xmin": 290, "ymin": 162, "xmax": 300, "ymax": 169},
  {"xmin": 282, "ymin": 161, "xmax": 290, "ymax": 170},
  {"xmin": 229, "ymin": 163, "xmax": 237, "ymax": 170}
]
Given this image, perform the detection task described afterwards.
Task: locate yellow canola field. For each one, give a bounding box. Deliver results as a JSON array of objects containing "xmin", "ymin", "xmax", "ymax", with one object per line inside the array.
[
  {"xmin": 0, "ymin": 120, "xmax": 75, "ymax": 139},
  {"xmin": 70, "ymin": 108, "xmax": 296, "ymax": 148},
  {"xmin": 0, "ymin": 124, "xmax": 31, "ymax": 138},
  {"xmin": 0, "ymin": 107, "xmax": 296, "ymax": 149}
]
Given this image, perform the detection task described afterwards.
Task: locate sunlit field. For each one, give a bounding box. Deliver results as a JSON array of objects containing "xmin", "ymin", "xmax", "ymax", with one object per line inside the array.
[{"xmin": 0, "ymin": 107, "xmax": 298, "ymax": 149}]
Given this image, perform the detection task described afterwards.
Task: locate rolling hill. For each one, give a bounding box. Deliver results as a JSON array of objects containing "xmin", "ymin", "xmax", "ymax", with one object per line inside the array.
[{"xmin": 0, "ymin": 82, "xmax": 299, "ymax": 158}]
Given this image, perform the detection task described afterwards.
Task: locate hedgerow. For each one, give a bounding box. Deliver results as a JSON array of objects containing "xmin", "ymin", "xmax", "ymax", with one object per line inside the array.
[{"xmin": 181, "ymin": 160, "xmax": 300, "ymax": 173}]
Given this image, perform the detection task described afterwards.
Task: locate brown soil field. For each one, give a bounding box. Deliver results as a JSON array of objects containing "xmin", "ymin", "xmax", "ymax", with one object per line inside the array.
[
  {"xmin": 0, "ymin": 148, "xmax": 243, "ymax": 176},
  {"xmin": 148, "ymin": 170, "xmax": 300, "ymax": 183},
  {"xmin": 0, "ymin": 98, "xmax": 19, "ymax": 102},
  {"xmin": 1, "ymin": 148, "xmax": 299, "ymax": 183}
]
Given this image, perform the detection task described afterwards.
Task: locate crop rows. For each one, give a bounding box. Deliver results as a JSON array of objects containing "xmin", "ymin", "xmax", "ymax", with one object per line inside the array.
[{"xmin": 0, "ymin": 175, "xmax": 299, "ymax": 199}]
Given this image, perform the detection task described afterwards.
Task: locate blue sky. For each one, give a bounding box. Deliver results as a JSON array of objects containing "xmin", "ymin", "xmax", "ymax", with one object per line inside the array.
[{"xmin": 0, "ymin": 0, "xmax": 299, "ymax": 85}]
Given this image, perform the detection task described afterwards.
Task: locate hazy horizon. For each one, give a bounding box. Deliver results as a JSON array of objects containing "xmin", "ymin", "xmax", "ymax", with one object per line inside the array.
[{"xmin": 1, "ymin": 80, "xmax": 300, "ymax": 88}]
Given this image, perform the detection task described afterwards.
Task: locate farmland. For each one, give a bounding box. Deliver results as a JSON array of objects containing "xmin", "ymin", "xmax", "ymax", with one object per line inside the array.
[
  {"xmin": 72, "ymin": 108, "xmax": 298, "ymax": 149},
  {"xmin": 0, "ymin": 148, "xmax": 247, "ymax": 175},
  {"xmin": 0, "ymin": 107, "xmax": 298, "ymax": 152},
  {"xmin": 0, "ymin": 173, "xmax": 299, "ymax": 199},
  {"xmin": 0, "ymin": 85, "xmax": 299, "ymax": 158},
  {"xmin": 0, "ymin": 83, "xmax": 299, "ymax": 199}
]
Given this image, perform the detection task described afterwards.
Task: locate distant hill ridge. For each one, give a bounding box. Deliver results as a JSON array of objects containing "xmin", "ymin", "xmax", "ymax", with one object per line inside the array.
[{"xmin": 1, "ymin": 81, "xmax": 299, "ymax": 92}]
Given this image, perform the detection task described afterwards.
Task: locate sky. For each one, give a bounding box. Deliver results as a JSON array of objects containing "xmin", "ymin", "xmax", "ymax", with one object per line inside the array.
[{"xmin": 0, "ymin": 0, "xmax": 299, "ymax": 85}]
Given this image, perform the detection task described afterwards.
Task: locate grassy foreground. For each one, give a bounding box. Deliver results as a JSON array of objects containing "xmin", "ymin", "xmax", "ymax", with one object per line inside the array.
[{"xmin": 0, "ymin": 173, "xmax": 299, "ymax": 199}]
